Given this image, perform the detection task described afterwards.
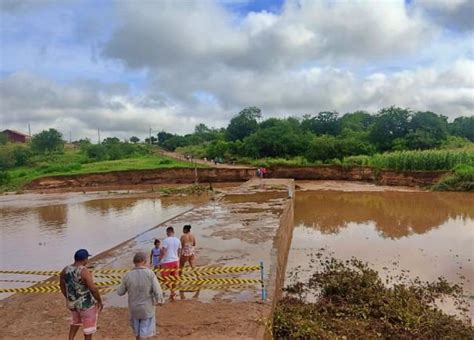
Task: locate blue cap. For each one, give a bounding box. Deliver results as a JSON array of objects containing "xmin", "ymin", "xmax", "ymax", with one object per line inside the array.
[{"xmin": 74, "ymin": 249, "xmax": 92, "ymax": 261}]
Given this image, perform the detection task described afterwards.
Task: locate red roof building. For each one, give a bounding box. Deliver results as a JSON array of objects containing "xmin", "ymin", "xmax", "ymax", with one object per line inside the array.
[{"xmin": 1, "ymin": 129, "xmax": 31, "ymax": 143}]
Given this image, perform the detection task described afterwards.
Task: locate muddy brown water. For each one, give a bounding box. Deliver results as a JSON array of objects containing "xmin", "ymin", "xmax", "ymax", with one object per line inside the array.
[
  {"xmin": 0, "ymin": 192, "xmax": 207, "ymax": 289},
  {"xmin": 287, "ymin": 190, "xmax": 474, "ymax": 319}
]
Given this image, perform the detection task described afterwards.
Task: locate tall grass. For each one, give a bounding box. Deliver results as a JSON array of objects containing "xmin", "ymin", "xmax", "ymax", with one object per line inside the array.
[{"xmin": 343, "ymin": 149, "xmax": 474, "ymax": 171}]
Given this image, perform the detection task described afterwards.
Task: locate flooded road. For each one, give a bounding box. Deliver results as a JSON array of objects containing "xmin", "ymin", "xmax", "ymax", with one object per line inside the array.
[
  {"xmin": 0, "ymin": 192, "xmax": 207, "ymax": 273},
  {"xmin": 287, "ymin": 191, "xmax": 474, "ymax": 317}
]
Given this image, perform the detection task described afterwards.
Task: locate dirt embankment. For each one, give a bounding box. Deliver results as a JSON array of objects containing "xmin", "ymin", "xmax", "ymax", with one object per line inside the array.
[{"xmin": 25, "ymin": 166, "xmax": 448, "ymax": 191}]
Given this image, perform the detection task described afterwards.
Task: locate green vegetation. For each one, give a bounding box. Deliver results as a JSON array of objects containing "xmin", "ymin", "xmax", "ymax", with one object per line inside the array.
[
  {"xmin": 432, "ymin": 164, "xmax": 474, "ymax": 192},
  {"xmin": 343, "ymin": 148, "xmax": 474, "ymax": 171},
  {"xmin": 158, "ymin": 184, "xmax": 213, "ymax": 195},
  {"xmin": 0, "ymin": 129, "xmax": 202, "ymax": 192},
  {"xmin": 154, "ymin": 106, "xmax": 473, "ymax": 163},
  {"xmin": 155, "ymin": 106, "xmax": 473, "ymax": 191},
  {"xmin": 273, "ymin": 257, "xmax": 473, "ymax": 339}
]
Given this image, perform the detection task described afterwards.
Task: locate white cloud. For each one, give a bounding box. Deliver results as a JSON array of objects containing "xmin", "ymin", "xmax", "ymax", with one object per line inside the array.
[{"xmin": 1, "ymin": 0, "xmax": 472, "ymax": 139}]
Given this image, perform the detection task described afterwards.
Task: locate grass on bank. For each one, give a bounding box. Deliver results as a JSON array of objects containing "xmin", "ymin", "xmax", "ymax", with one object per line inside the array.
[
  {"xmin": 1, "ymin": 150, "xmax": 205, "ymax": 192},
  {"xmin": 432, "ymin": 164, "xmax": 474, "ymax": 192},
  {"xmin": 273, "ymin": 257, "xmax": 473, "ymax": 339},
  {"xmin": 242, "ymin": 148, "xmax": 474, "ymax": 171}
]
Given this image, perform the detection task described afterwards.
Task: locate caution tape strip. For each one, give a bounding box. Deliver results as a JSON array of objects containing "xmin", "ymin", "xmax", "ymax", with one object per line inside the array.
[
  {"xmin": 0, "ymin": 280, "xmax": 262, "ymax": 293},
  {"xmin": 1, "ymin": 278, "xmax": 262, "ymax": 289},
  {"xmin": 0, "ymin": 265, "xmax": 260, "ymax": 276}
]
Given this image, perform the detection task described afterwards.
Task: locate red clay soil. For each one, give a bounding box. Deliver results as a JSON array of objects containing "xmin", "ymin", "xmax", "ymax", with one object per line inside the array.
[{"xmin": 24, "ymin": 166, "xmax": 448, "ymax": 191}]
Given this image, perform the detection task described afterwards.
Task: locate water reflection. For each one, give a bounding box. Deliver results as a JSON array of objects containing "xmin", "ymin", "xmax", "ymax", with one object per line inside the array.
[
  {"xmin": 83, "ymin": 198, "xmax": 141, "ymax": 215},
  {"xmin": 295, "ymin": 192, "xmax": 474, "ymax": 239},
  {"xmin": 0, "ymin": 193, "xmax": 203, "ymax": 272},
  {"xmin": 36, "ymin": 205, "xmax": 68, "ymax": 231}
]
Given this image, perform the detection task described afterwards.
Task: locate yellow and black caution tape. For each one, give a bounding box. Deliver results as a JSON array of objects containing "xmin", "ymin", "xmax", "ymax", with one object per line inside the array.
[
  {"xmin": 0, "ymin": 279, "xmax": 57, "ymax": 283},
  {"xmin": 0, "ymin": 270, "xmax": 60, "ymax": 276},
  {"xmin": 0, "ymin": 286, "xmax": 61, "ymax": 293},
  {"xmin": 0, "ymin": 265, "xmax": 260, "ymax": 276},
  {"xmin": 159, "ymin": 277, "xmax": 262, "ymax": 285},
  {"xmin": 0, "ymin": 283, "xmax": 260, "ymax": 294},
  {"xmin": 0, "ymin": 276, "xmax": 261, "ymax": 287}
]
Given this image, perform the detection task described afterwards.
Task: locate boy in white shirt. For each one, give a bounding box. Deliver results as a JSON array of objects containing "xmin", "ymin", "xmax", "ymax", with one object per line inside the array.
[{"xmin": 159, "ymin": 226, "xmax": 181, "ymax": 300}]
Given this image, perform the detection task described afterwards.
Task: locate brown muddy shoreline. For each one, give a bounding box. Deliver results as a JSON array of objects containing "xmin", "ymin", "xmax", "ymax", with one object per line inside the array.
[{"xmin": 24, "ymin": 165, "xmax": 448, "ymax": 191}]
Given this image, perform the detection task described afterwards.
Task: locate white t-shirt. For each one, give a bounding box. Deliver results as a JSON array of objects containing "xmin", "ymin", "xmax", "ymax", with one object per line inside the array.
[{"xmin": 161, "ymin": 236, "xmax": 181, "ymax": 264}]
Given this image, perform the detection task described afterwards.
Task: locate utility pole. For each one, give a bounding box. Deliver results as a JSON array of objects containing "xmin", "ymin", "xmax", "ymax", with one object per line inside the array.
[
  {"xmin": 149, "ymin": 127, "xmax": 152, "ymax": 145},
  {"xmin": 98, "ymin": 128, "xmax": 101, "ymax": 144},
  {"xmin": 69, "ymin": 131, "xmax": 72, "ymax": 144},
  {"xmin": 28, "ymin": 123, "xmax": 31, "ymax": 137}
]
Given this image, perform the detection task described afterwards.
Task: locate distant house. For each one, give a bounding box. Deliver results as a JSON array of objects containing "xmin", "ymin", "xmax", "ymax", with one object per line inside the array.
[{"xmin": 1, "ymin": 129, "xmax": 31, "ymax": 143}]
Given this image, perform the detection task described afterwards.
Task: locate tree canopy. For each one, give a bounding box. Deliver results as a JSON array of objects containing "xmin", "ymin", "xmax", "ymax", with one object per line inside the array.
[
  {"xmin": 31, "ymin": 128, "xmax": 64, "ymax": 154},
  {"xmin": 155, "ymin": 106, "xmax": 472, "ymax": 163}
]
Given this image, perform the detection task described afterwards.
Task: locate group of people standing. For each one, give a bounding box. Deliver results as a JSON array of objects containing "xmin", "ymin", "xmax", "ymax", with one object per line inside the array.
[{"xmin": 60, "ymin": 224, "xmax": 197, "ymax": 339}]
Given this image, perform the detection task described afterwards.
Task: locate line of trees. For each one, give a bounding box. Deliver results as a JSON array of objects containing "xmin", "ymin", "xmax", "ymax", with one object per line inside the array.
[{"xmin": 152, "ymin": 106, "xmax": 473, "ymax": 162}]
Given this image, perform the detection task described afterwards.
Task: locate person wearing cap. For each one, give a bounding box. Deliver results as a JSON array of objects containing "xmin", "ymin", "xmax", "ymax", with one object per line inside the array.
[
  {"xmin": 117, "ymin": 252, "xmax": 163, "ymax": 340},
  {"xmin": 60, "ymin": 249, "xmax": 103, "ymax": 340}
]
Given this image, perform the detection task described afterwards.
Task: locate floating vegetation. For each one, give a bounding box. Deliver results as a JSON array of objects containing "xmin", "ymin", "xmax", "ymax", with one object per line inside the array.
[
  {"xmin": 158, "ymin": 184, "xmax": 213, "ymax": 195},
  {"xmin": 273, "ymin": 257, "xmax": 473, "ymax": 339}
]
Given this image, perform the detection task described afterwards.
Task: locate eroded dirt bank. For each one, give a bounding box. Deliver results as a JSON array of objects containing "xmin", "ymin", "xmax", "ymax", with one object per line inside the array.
[
  {"xmin": 0, "ymin": 179, "xmax": 295, "ymax": 339},
  {"xmin": 24, "ymin": 165, "xmax": 448, "ymax": 191}
]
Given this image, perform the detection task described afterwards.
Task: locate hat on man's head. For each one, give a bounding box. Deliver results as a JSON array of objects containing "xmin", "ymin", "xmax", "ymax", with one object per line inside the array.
[{"xmin": 74, "ymin": 249, "xmax": 92, "ymax": 261}]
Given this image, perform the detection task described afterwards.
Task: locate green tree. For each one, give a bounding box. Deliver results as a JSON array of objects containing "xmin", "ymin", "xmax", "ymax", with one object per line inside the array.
[
  {"xmin": 406, "ymin": 111, "xmax": 448, "ymax": 149},
  {"xmin": 226, "ymin": 106, "xmax": 261, "ymax": 141},
  {"xmin": 31, "ymin": 129, "xmax": 64, "ymax": 154},
  {"xmin": 157, "ymin": 131, "xmax": 174, "ymax": 145},
  {"xmin": 369, "ymin": 107, "xmax": 410, "ymax": 151},
  {"xmin": 301, "ymin": 111, "xmax": 340, "ymax": 135},
  {"xmin": 206, "ymin": 140, "xmax": 231, "ymax": 159},
  {"xmin": 194, "ymin": 123, "xmax": 211, "ymax": 135},
  {"xmin": 339, "ymin": 111, "xmax": 374, "ymax": 131},
  {"xmin": 102, "ymin": 137, "xmax": 121, "ymax": 146},
  {"xmin": 130, "ymin": 136, "xmax": 140, "ymax": 144},
  {"xmin": 145, "ymin": 136, "xmax": 158, "ymax": 145},
  {"xmin": 450, "ymin": 116, "xmax": 474, "ymax": 141},
  {"xmin": 241, "ymin": 119, "xmax": 310, "ymax": 158},
  {"xmin": 305, "ymin": 135, "xmax": 341, "ymax": 162}
]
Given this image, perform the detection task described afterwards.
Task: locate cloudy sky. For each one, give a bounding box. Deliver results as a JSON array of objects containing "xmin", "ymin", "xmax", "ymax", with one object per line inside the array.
[{"xmin": 0, "ymin": 0, "xmax": 473, "ymax": 141}]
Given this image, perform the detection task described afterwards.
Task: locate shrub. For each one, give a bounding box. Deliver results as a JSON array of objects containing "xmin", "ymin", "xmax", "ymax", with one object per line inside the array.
[
  {"xmin": 0, "ymin": 171, "xmax": 10, "ymax": 185},
  {"xmin": 432, "ymin": 164, "xmax": 474, "ymax": 192},
  {"xmin": 85, "ymin": 144, "xmax": 108, "ymax": 161},
  {"xmin": 0, "ymin": 147, "xmax": 16, "ymax": 170},
  {"xmin": 274, "ymin": 257, "xmax": 473, "ymax": 339},
  {"xmin": 12, "ymin": 144, "xmax": 32, "ymax": 166}
]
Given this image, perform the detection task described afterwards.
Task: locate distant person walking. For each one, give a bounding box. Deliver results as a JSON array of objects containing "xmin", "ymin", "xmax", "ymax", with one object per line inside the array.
[
  {"xmin": 159, "ymin": 226, "xmax": 181, "ymax": 300},
  {"xmin": 117, "ymin": 252, "xmax": 163, "ymax": 340},
  {"xmin": 150, "ymin": 239, "xmax": 161, "ymax": 270},
  {"xmin": 60, "ymin": 249, "xmax": 103, "ymax": 340},
  {"xmin": 180, "ymin": 225, "xmax": 196, "ymax": 269}
]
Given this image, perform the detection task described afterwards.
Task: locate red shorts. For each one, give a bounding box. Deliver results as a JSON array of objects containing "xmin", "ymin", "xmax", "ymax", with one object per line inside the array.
[
  {"xmin": 160, "ymin": 261, "xmax": 179, "ymax": 278},
  {"xmin": 70, "ymin": 306, "xmax": 98, "ymax": 335}
]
